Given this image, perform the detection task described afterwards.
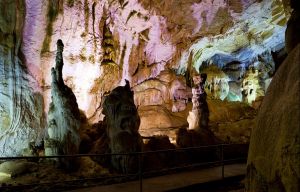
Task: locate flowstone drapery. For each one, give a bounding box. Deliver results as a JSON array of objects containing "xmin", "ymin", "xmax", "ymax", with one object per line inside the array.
[
  {"xmin": 0, "ymin": 0, "xmax": 45, "ymax": 156},
  {"xmin": 45, "ymin": 40, "xmax": 81, "ymax": 169}
]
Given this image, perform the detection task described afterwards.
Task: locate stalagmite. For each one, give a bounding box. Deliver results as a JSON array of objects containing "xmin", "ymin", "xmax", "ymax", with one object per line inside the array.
[
  {"xmin": 187, "ymin": 73, "xmax": 209, "ymax": 131},
  {"xmin": 45, "ymin": 40, "xmax": 81, "ymax": 170},
  {"xmin": 102, "ymin": 80, "xmax": 142, "ymax": 173}
]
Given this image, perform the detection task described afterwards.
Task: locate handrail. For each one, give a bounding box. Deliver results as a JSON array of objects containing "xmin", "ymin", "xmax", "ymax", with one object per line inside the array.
[
  {"xmin": 0, "ymin": 143, "xmax": 249, "ymax": 191},
  {"xmin": 0, "ymin": 143, "xmax": 247, "ymax": 160}
]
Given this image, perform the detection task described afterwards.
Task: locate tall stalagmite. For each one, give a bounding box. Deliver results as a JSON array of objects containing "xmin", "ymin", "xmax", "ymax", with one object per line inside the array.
[{"xmin": 45, "ymin": 39, "xmax": 81, "ymax": 169}]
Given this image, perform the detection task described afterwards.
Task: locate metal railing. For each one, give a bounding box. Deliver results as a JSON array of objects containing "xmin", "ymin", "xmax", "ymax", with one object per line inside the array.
[{"xmin": 0, "ymin": 143, "xmax": 248, "ymax": 191}]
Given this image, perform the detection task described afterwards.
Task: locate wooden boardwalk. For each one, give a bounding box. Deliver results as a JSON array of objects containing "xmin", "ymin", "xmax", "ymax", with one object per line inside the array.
[{"xmin": 70, "ymin": 163, "xmax": 246, "ymax": 192}]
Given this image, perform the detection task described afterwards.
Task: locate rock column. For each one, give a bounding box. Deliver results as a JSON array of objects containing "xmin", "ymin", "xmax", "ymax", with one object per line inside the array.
[{"xmin": 187, "ymin": 73, "xmax": 209, "ymax": 131}]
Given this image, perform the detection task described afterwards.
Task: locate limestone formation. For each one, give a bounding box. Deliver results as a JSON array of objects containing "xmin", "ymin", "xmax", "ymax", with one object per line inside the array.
[
  {"xmin": 45, "ymin": 40, "xmax": 81, "ymax": 170},
  {"xmin": 246, "ymin": 2, "xmax": 300, "ymax": 189},
  {"xmin": 246, "ymin": 44, "xmax": 300, "ymax": 192},
  {"xmin": 187, "ymin": 74, "xmax": 209, "ymax": 131},
  {"xmin": 102, "ymin": 80, "xmax": 142, "ymax": 173},
  {"xmin": 138, "ymin": 105, "xmax": 187, "ymax": 139},
  {"xmin": 101, "ymin": 21, "xmax": 117, "ymax": 66},
  {"xmin": 7, "ymin": 0, "xmax": 287, "ymax": 128},
  {"xmin": 0, "ymin": 0, "xmax": 45, "ymax": 156},
  {"xmin": 0, "ymin": 0, "xmax": 292, "ymax": 158}
]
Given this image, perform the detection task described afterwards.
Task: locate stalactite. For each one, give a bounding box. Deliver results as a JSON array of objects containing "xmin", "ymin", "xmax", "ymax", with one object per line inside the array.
[
  {"xmin": 41, "ymin": 0, "xmax": 64, "ymax": 54},
  {"xmin": 92, "ymin": 2, "xmax": 97, "ymax": 54},
  {"xmin": 84, "ymin": 0, "xmax": 89, "ymax": 34},
  {"xmin": 185, "ymin": 51, "xmax": 194, "ymax": 88},
  {"xmin": 101, "ymin": 22, "xmax": 117, "ymax": 66},
  {"xmin": 66, "ymin": 0, "xmax": 75, "ymax": 7}
]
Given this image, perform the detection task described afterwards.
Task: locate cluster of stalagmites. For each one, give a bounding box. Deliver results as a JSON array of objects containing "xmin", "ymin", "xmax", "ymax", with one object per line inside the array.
[
  {"xmin": 43, "ymin": 40, "xmax": 140, "ymax": 173},
  {"xmin": 41, "ymin": 39, "xmax": 237, "ymax": 174}
]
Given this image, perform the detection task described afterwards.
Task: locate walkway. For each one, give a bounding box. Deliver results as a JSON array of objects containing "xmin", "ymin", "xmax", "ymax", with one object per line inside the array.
[{"xmin": 70, "ymin": 163, "xmax": 246, "ymax": 192}]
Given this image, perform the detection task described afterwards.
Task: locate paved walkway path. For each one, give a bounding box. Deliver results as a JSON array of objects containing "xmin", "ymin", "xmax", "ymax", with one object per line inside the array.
[{"xmin": 70, "ymin": 164, "xmax": 246, "ymax": 192}]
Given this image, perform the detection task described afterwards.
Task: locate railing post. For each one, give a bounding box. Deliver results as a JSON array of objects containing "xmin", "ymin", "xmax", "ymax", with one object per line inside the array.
[
  {"xmin": 139, "ymin": 152, "xmax": 143, "ymax": 192},
  {"xmin": 221, "ymin": 144, "xmax": 224, "ymax": 179}
]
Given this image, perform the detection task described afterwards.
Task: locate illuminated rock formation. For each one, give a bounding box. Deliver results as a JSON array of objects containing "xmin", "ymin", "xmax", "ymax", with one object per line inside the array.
[
  {"xmin": 18, "ymin": 0, "xmax": 288, "ymax": 122},
  {"xmin": 177, "ymin": 0, "xmax": 286, "ymax": 103},
  {"xmin": 102, "ymin": 80, "xmax": 142, "ymax": 173},
  {"xmin": 45, "ymin": 40, "xmax": 81, "ymax": 169},
  {"xmin": 0, "ymin": 0, "xmax": 45, "ymax": 156},
  {"xmin": 187, "ymin": 74, "xmax": 209, "ymax": 131},
  {"xmin": 0, "ymin": 0, "xmax": 292, "ymax": 156}
]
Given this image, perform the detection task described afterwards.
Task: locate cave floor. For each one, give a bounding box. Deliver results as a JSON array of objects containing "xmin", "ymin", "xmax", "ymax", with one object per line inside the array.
[{"xmin": 69, "ymin": 163, "xmax": 246, "ymax": 192}]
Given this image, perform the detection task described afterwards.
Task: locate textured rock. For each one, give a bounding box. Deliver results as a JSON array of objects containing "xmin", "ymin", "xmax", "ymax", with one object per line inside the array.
[
  {"xmin": 15, "ymin": 0, "xmax": 288, "ymax": 122},
  {"xmin": 0, "ymin": 0, "xmax": 292, "ymax": 156},
  {"xmin": 208, "ymin": 99, "xmax": 256, "ymax": 143},
  {"xmin": 202, "ymin": 65, "xmax": 230, "ymax": 100},
  {"xmin": 0, "ymin": 0, "xmax": 45, "ymax": 156},
  {"xmin": 246, "ymin": 44, "xmax": 300, "ymax": 191},
  {"xmin": 102, "ymin": 80, "xmax": 142, "ymax": 173},
  {"xmin": 213, "ymin": 118, "xmax": 254, "ymax": 143},
  {"xmin": 138, "ymin": 105, "xmax": 188, "ymax": 137},
  {"xmin": 187, "ymin": 74, "xmax": 209, "ymax": 131},
  {"xmin": 45, "ymin": 40, "xmax": 81, "ymax": 170},
  {"xmin": 0, "ymin": 160, "xmax": 38, "ymax": 178},
  {"xmin": 178, "ymin": 0, "xmax": 286, "ymax": 103},
  {"xmin": 208, "ymin": 99, "xmax": 255, "ymax": 123}
]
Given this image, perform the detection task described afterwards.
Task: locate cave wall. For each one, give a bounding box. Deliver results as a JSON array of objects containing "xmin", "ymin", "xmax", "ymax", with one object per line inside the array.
[
  {"xmin": 246, "ymin": 44, "xmax": 300, "ymax": 192},
  {"xmin": 0, "ymin": 0, "xmax": 45, "ymax": 156},
  {"xmin": 0, "ymin": 0, "xmax": 290, "ymax": 156}
]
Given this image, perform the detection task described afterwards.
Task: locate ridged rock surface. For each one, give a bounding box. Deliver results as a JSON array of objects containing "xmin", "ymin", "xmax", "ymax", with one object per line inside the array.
[
  {"xmin": 102, "ymin": 81, "xmax": 142, "ymax": 173},
  {"xmin": 246, "ymin": 44, "xmax": 300, "ymax": 191},
  {"xmin": 0, "ymin": 0, "xmax": 45, "ymax": 156}
]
